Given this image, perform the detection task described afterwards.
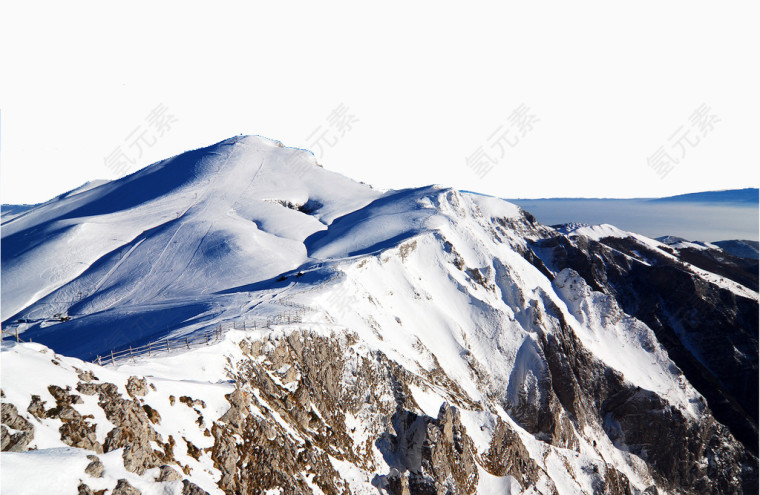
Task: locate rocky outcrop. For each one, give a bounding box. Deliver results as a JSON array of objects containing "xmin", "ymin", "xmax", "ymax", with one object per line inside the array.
[
  {"xmin": 212, "ymin": 404, "xmax": 348, "ymax": 495},
  {"xmin": 50, "ymin": 385, "xmax": 102, "ymax": 453},
  {"xmin": 480, "ymin": 417, "xmax": 541, "ymax": 488},
  {"xmin": 181, "ymin": 480, "xmax": 210, "ymax": 495},
  {"xmin": 529, "ymin": 233, "xmax": 759, "ymax": 458},
  {"xmin": 376, "ymin": 404, "xmax": 479, "ymax": 495},
  {"xmin": 156, "ymin": 464, "xmax": 182, "ymax": 482},
  {"xmin": 85, "ymin": 455, "xmax": 105, "ymax": 478},
  {"xmin": 211, "ymin": 331, "xmax": 386, "ymax": 494},
  {"xmin": 125, "ymin": 376, "xmax": 149, "ymax": 398},
  {"xmin": 112, "ymin": 479, "xmax": 141, "ymax": 495},
  {"xmin": 77, "ymin": 482, "xmax": 94, "ymax": 495},
  {"xmin": 23, "ymin": 385, "xmax": 102, "ymax": 453},
  {"xmin": 96, "ymin": 382, "xmax": 164, "ymax": 474},
  {"xmin": 2, "ymin": 309, "xmax": 756, "ymax": 494},
  {"xmin": 1, "ymin": 402, "xmax": 34, "ymax": 452},
  {"xmin": 602, "ymin": 387, "xmax": 757, "ymax": 494}
]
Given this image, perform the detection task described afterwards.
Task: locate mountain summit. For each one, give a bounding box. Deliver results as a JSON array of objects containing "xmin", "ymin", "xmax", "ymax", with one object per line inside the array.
[{"xmin": 1, "ymin": 136, "xmax": 757, "ymax": 494}]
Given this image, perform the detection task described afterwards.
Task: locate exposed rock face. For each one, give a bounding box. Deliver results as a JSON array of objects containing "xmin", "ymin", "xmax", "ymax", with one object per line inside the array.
[
  {"xmin": 211, "ymin": 332, "xmax": 378, "ymax": 495},
  {"xmin": 213, "ymin": 331, "xmax": 499, "ymax": 495},
  {"xmin": 530, "ymin": 233, "xmax": 759, "ymax": 456},
  {"xmin": 97, "ymin": 382, "xmax": 165, "ymax": 474},
  {"xmin": 112, "ymin": 479, "xmax": 141, "ymax": 495},
  {"xmin": 602, "ymin": 387, "xmax": 757, "ymax": 494},
  {"xmin": 125, "ymin": 376, "xmax": 149, "ymax": 398},
  {"xmin": 23, "ymin": 385, "xmax": 103, "ymax": 453},
  {"xmin": 1, "ymin": 402, "xmax": 34, "ymax": 452},
  {"xmin": 376, "ymin": 404, "xmax": 479, "ymax": 495},
  {"xmin": 156, "ymin": 464, "xmax": 182, "ymax": 482},
  {"xmin": 50, "ymin": 385, "xmax": 102, "ymax": 453},
  {"xmin": 85, "ymin": 455, "xmax": 105, "ymax": 478},
  {"xmin": 480, "ymin": 417, "xmax": 541, "ymax": 487},
  {"xmin": 3, "ymin": 317, "xmax": 756, "ymax": 494},
  {"xmin": 213, "ymin": 406, "xmax": 348, "ymax": 495},
  {"xmin": 181, "ymin": 480, "xmax": 210, "ymax": 495}
]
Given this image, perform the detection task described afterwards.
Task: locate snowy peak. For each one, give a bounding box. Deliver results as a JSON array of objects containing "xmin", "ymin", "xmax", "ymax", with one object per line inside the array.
[
  {"xmin": 1, "ymin": 135, "xmax": 758, "ymax": 494},
  {"xmin": 1, "ymin": 136, "xmax": 382, "ymax": 320},
  {"xmin": 550, "ymin": 222, "xmax": 631, "ymax": 241}
]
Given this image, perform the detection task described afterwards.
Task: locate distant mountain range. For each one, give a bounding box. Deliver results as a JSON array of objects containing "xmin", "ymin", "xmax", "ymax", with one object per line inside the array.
[
  {"xmin": 507, "ymin": 189, "xmax": 758, "ymax": 243},
  {"xmin": 648, "ymin": 188, "xmax": 758, "ymax": 204},
  {"xmin": 505, "ymin": 187, "xmax": 759, "ymax": 203}
]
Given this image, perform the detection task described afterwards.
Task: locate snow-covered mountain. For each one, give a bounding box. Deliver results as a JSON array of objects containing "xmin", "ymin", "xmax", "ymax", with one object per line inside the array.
[{"xmin": 2, "ymin": 136, "xmax": 757, "ymax": 494}]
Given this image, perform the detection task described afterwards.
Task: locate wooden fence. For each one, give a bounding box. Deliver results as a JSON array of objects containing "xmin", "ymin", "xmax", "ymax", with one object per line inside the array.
[
  {"xmin": 1, "ymin": 300, "xmax": 316, "ymax": 367},
  {"xmin": 92, "ymin": 301, "xmax": 313, "ymax": 366},
  {"xmin": 1, "ymin": 328, "xmax": 32, "ymax": 344}
]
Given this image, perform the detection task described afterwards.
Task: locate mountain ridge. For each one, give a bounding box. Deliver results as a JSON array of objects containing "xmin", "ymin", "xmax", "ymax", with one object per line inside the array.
[{"xmin": 1, "ymin": 135, "xmax": 757, "ymax": 494}]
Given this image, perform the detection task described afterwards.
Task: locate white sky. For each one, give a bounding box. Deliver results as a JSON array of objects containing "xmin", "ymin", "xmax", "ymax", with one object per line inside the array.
[{"xmin": 1, "ymin": 1, "xmax": 758, "ymax": 204}]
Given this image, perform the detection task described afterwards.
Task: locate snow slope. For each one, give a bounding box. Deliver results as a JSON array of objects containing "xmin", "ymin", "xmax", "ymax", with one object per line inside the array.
[
  {"xmin": 2, "ymin": 135, "xmax": 757, "ymax": 494},
  {"xmin": 2, "ymin": 136, "xmax": 381, "ymax": 356}
]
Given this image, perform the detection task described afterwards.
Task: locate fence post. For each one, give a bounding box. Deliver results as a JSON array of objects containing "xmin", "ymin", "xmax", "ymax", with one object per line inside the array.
[
  {"xmin": 111, "ymin": 350, "xmax": 115, "ymax": 365},
  {"xmin": 206, "ymin": 332, "xmax": 209, "ymax": 345},
  {"xmin": 186, "ymin": 337, "xmax": 189, "ymax": 349},
  {"xmin": 97, "ymin": 355, "xmax": 102, "ymax": 366},
  {"xmin": 166, "ymin": 339, "xmax": 170, "ymax": 353},
  {"xmin": 129, "ymin": 346, "xmax": 134, "ymax": 362},
  {"xmin": 148, "ymin": 342, "xmax": 151, "ymax": 356},
  {"xmin": 15, "ymin": 328, "xmax": 19, "ymax": 342}
]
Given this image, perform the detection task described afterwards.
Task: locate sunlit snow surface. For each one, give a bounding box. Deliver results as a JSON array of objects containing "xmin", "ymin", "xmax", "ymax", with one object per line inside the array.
[{"xmin": 2, "ymin": 136, "xmax": 757, "ymax": 494}]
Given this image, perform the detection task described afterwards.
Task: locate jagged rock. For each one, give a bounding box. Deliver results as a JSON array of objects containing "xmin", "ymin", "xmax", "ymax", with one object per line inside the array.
[
  {"xmin": 112, "ymin": 479, "xmax": 141, "ymax": 495},
  {"xmin": 480, "ymin": 417, "xmax": 540, "ymax": 488},
  {"xmin": 181, "ymin": 479, "xmax": 210, "ymax": 495},
  {"xmin": 77, "ymin": 382, "xmax": 99, "ymax": 396},
  {"xmin": 602, "ymin": 386, "xmax": 756, "ymax": 494},
  {"xmin": 120, "ymin": 443, "xmax": 155, "ymax": 475},
  {"xmin": 209, "ymin": 422, "xmax": 239, "ymax": 490},
  {"xmin": 504, "ymin": 335, "xmax": 574, "ymax": 448},
  {"xmin": 142, "ymin": 404, "xmax": 161, "ymax": 424},
  {"xmin": 1, "ymin": 403, "xmax": 34, "ymax": 452},
  {"xmin": 77, "ymin": 482, "xmax": 93, "ymax": 495},
  {"xmin": 35, "ymin": 385, "xmax": 102, "ymax": 453},
  {"xmin": 178, "ymin": 396, "xmax": 206, "ymax": 409},
  {"xmin": 27, "ymin": 395, "xmax": 47, "ymax": 419},
  {"xmin": 533, "ymin": 233, "xmax": 759, "ymax": 457},
  {"xmin": 125, "ymin": 377, "xmax": 148, "ymax": 398},
  {"xmin": 377, "ymin": 404, "xmax": 478, "ymax": 495},
  {"xmin": 48, "ymin": 385, "xmax": 84, "ymax": 405},
  {"xmin": 217, "ymin": 388, "xmax": 250, "ymax": 430},
  {"xmin": 77, "ymin": 370, "xmax": 98, "ymax": 383},
  {"xmin": 85, "ymin": 455, "xmax": 104, "ymax": 478},
  {"xmin": 213, "ymin": 411, "xmax": 348, "ymax": 495},
  {"xmin": 603, "ymin": 467, "xmax": 634, "ymax": 495},
  {"xmin": 97, "ymin": 382, "xmax": 162, "ymax": 474},
  {"xmin": 156, "ymin": 464, "xmax": 182, "ymax": 482},
  {"xmin": 210, "ymin": 334, "xmax": 382, "ymax": 494}
]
